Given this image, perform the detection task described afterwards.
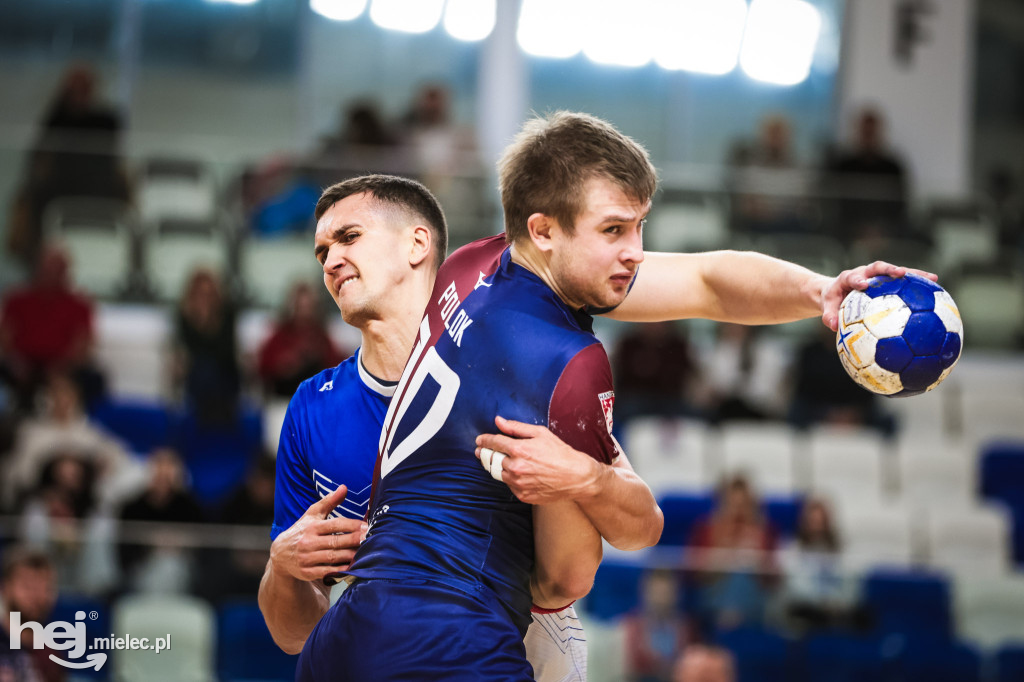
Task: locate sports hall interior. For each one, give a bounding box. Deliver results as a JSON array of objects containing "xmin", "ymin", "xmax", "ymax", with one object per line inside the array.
[{"xmin": 1, "ymin": 1, "xmax": 1023, "ymax": 681}]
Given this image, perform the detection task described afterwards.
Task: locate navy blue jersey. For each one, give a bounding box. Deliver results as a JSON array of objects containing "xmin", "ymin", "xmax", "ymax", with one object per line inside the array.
[
  {"xmin": 271, "ymin": 350, "xmax": 394, "ymax": 539},
  {"xmin": 348, "ymin": 235, "xmax": 620, "ymax": 636}
]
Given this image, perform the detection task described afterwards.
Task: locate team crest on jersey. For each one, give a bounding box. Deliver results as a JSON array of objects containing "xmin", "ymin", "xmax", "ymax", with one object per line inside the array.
[{"xmin": 598, "ymin": 390, "xmax": 614, "ymax": 433}]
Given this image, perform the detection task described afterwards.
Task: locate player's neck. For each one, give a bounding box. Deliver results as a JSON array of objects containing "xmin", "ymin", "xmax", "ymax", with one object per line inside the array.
[
  {"xmin": 509, "ymin": 242, "xmax": 584, "ymax": 310},
  {"xmin": 358, "ymin": 294, "xmax": 427, "ymax": 382}
]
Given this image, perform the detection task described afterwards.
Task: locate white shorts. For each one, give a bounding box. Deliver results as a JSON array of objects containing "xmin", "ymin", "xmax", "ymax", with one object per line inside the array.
[{"xmin": 523, "ymin": 605, "xmax": 587, "ymax": 682}]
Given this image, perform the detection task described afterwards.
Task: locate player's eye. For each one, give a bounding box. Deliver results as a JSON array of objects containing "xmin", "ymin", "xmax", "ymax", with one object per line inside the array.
[{"xmin": 605, "ymin": 225, "xmax": 622, "ymax": 235}]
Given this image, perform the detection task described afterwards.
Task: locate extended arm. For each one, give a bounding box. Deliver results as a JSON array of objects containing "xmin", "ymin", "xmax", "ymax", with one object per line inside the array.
[
  {"xmin": 475, "ymin": 416, "xmax": 663, "ymax": 551},
  {"xmin": 258, "ymin": 485, "xmax": 366, "ymax": 654},
  {"xmin": 605, "ymin": 251, "xmax": 936, "ymax": 330}
]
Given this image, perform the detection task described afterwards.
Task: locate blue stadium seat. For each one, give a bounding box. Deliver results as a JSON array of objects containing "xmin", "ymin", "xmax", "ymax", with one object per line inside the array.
[
  {"xmin": 582, "ymin": 561, "xmax": 646, "ymax": 621},
  {"xmin": 50, "ymin": 596, "xmax": 111, "ymax": 680},
  {"xmin": 217, "ymin": 600, "xmax": 297, "ymax": 682},
  {"xmin": 762, "ymin": 496, "xmax": 804, "ymax": 539},
  {"xmin": 802, "ymin": 634, "xmax": 890, "ymax": 682},
  {"xmin": 715, "ymin": 627, "xmax": 793, "ymax": 682},
  {"xmin": 90, "ymin": 399, "xmax": 172, "ymax": 454},
  {"xmin": 895, "ymin": 635, "xmax": 982, "ymax": 682},
  {"xmin": 657, "ymin": 493, "xmax": 715, "ymax": 546},
  {"xmin": 980, "ymin": 444, "xmax": 1024, "ymax": 563},
  {"xmin": 996, "ymin": 644, "xmax": 1024, "ymax": 682},
  {"xmin": 172, "ymin": 406, "xmax": 264, "ymax": 508},
  {"xmin": 862, "ymin": 569, "xmax": 952, "ymax": 638}
]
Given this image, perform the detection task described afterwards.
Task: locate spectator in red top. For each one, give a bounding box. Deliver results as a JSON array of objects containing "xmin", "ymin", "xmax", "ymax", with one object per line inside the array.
[
  {"xmin": 0, "ymin": 244, "xmax": 106, "ymax": 411},
  {"xmin": 687, "ymin": 474, "xmax": 778, "ymax": 634},
  {"xmin": 612, "ymin": 321, "xmax": 699, "ymax": 425},
  {"xmin": 256, "ymin": 281, "xmax": 347, "ymax": 399}
]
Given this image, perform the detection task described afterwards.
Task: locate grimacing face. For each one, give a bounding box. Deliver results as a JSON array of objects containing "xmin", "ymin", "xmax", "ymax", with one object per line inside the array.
[
  {"xmin": 314, "ymin": 193, "xmax": 412, "ymax": 327},
  {"xmin": 548, "ymin": 177, "xmax": 648, "ymax": 311}
]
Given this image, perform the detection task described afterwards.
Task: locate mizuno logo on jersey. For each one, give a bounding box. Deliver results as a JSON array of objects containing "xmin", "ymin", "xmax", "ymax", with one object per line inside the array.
[
  {"xmin": 475, "ymin": 271, "xmax": 492, "ymax": 289},
  {"xmin": 319, "ymin": 380, "xmax": 334, "ymax": 392}
]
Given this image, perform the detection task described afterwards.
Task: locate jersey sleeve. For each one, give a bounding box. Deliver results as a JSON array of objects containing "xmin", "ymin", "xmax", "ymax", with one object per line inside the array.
[
  {"xmin": 547, "ymin": 343, "xmax": 621, "ymax": 466},
  {"xmin": 270, "ymin": 389, "xmax": 318, "ymax": 540}
]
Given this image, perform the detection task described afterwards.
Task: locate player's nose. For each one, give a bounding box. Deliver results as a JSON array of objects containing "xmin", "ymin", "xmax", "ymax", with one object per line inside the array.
[
  {"xmin": 621, "ymin": 228, "xmax": 644, "ymax": 264},
  {"xmin": 322, "ymin": 243, "xmax": 347, "ymax": 273}
]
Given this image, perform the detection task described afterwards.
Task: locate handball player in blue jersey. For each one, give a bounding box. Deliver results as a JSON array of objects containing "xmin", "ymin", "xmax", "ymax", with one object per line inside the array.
[{"xmin": 285, "ymin": 113, "xmax": 937, "ymax": 681}]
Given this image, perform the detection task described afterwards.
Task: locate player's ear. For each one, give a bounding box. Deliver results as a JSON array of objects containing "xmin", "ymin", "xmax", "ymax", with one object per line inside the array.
[
  {"xmin": 408, "ymin": 224, "xmax": 431, "ymax": 267},
  {"xmin": 526, "ymin": 213, "xmax": 556, "ymax": 253}
]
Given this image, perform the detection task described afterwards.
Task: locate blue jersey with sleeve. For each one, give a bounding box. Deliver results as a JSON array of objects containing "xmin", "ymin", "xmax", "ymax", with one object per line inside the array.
[
  {"xmin": 347, "ymin": 235, "xmax": 621, "ymax": 637},
  {"xmin": 270, "ymin": 349, "xmax": 395, "ymax": 540}
]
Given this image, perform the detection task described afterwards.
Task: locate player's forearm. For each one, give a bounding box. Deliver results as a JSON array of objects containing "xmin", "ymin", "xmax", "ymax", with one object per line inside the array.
[
  {"xmin": 607, "ymin": 251, "xmax": 831, "ymax": 325},
  {"xmin": 531, "ymin": 501, "xmax": 603, "ymax": 609},
  {"xmin": 576, "ymin": 463, "xmax": 663, "ymax": 551},
  {"xmin": 258, "ymin": 559, "xmax": 330, "ymax": 655}
]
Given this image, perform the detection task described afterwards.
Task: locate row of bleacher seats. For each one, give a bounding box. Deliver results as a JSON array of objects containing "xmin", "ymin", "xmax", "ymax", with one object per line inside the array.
[
  {"xmin": 584, "ymin": 564, "xmax": 1024, "ymax": 682},
  {"xmin": 625, "ymin": 417, "xmax": 1024, "ymax": 572},
  {"xmin": 43, "ymin": 593, "xmax": 295, "ymax": 682}
]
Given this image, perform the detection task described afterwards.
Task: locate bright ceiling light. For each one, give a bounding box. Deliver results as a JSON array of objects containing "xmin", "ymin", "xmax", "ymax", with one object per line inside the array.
[
  {"xmin": 443, "ymin": 0, "xmax": 496, "ymax": 42},
  {"xmin": 310, "ymin": 0, "xmax": 367, "ymax": 21},
  {"xmin": 653, "ymin": 0, "xmax": 747, "ymax": 75},
  {"xmin": 581, "ymin": 0, "xmax": 656, "ymax": 67},
  {"xmin": 740, "ymin": 0, "xmax": 821, "ymax": 85},
  {"xmin": 517, "ymin": 0, "xmax": 586, "ymax": 59},
  {"xmin": 369, "ymin": 0, "xmax": 444, "ymax": 34},
  {"xmin": 206, "ymin": 0, "xmax": 260, "ymax": 5}
]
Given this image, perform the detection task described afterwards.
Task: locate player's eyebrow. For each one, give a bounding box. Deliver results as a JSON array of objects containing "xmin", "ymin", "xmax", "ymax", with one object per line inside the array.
[
  {"xmin": 314, "ymin": 223, "xmax": 362, "ymax": 259},
  {"xmin": 599, "ymin": 213, "xmax": 646, "ymax": 225}
]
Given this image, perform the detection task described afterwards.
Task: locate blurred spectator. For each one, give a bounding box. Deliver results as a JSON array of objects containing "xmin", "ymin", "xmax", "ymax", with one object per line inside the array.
[
  {"xmin": 0, "ymin": 245, "xmax": 107, "ymax": 411},
  {"xmin": 7, "ymin": 65, "xmax": 131, "ymax": 269},
  {"xmin": 824, "ymin": 107, "xmax": 909, "ymax": 246},
  {"xmin": 623, "ymin": 569, "xmax": 694, "ymax": 682},
  {"xmin": 700, "ymin": 324, "xmax": 780, "ymax": 424},
  {"xmin": 309, "ymin": 100, "xmax": 407, "ymax": 181},
  {"xmin": 985, "ymin": 165, "xmax": 1024, "ymax": 250},
  {"xmin": 399, "ymin": 83, "xmax": 478, "ymax": 195},
  {"xmin": 257, "ymin": 281, "xmax": 347, "ymax": 398},
  {"xmin": 118, "ymin": 448, "xmax": 204, "ymax": 593},
  {"xmin": 728, "ymin": 115, "xmax": 812, "ymax": 235},
  {"xmin": 172, "ymin": 268, "xmax": 241, "ymax": 426},
  {"xmin": 4, "ymin": 372, "xmax": 131, "ymax": 512},
  {"xmin": 782, "ymin": 497, "xmax": 871, "ymax": 634},
  {"xmin": 688, "ymin": 474, "xmax": 778, "ymax": 633},
  {"xmin": 787, "ymin": 324, "xmax": 895, "ymax": 436},
  {"xmin": 0, "ymin": 547, "xmax": 64, "ymax": 682},
  {"xmin": 202, "ymin": 456, "xmax": 276, "ymax": 599},
  {"xmin": 613, "ymin": 322, "xmax": 698, "ymax": 424},
  {"xmin": 671, "ymin": 645, "xmax": 735, "ymax": 682}
]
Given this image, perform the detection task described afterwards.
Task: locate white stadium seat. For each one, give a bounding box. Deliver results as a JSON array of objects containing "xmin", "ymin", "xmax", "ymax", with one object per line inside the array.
[
  {"xmin": 624, "ymin": 417, "xmax": 710, "ymax": 496},
  {"xmin": 924, "ymin": 504, "xmax": 1011, "ymax": 577},
  {"xmin": 713, "ymin": 422, "xmax": 799, "ymax": 495}
]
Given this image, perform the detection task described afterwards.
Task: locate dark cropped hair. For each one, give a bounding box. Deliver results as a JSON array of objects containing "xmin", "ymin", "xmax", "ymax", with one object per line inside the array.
[{"xmin": 315, "ymin": 174, "xmax": 448, "ymax": 271}]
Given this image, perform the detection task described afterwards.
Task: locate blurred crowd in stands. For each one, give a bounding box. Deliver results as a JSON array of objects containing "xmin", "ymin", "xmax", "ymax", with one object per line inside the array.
[{"xmin": 3, "ymin": 63, "xmax": 1024, "ymax": 682}]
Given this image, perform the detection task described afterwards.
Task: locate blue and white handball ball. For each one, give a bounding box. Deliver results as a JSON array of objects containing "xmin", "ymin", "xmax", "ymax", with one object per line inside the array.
[{"xmin": 836, "ymin": 273, "xmax": 963, "ymax": 397}]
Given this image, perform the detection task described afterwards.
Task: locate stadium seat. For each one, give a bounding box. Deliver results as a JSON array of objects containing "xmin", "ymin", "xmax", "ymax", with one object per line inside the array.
[
  {"xmin": 961, "ymin": 393, "xmax": 1024, "ymax": 451},
  {"xmin": 897, "ymin": 446, "xmax": 975, "ymax": 508},
  {"xmin": 834, "ymin": 503, "xmax": 917, "ymax": 569},
  {"xmin": 806, "ymin": 425, "xmax": 887, "ymax": 504},
  {"xmin": 954, "ymin": 574, "xmax": 1024, "ymax": 649},
  {"xmin": 173, "ymin": 407, "xmax": 264, "ymax": 508},
  {"xmin": 91, "ymin": 398, "xmax": 173, "ymax": 455},
  {"xmin": 657, "ymin": 493, "xmax": 715, "ymax": 546},
  {"xmin": 582, "ymin": 561, "xmax": 646, "ymax": 622},
  {"xmin": 762, "ymin": 495, "xmax": 804, "ymax": 539},
  {"xmin": 217, "ymin": 600, "xmax": 298, "ymax": 681},
  {"xmin": 933, "ymin": 216, "xmax": 999, "ymax": 274},
  {"xmin": 714, "ymin": 422, "xmax": 800, "ymax": 495},
  {"xmin": 50, "ymin": 596, "xmax": 110, "ymax": 680},
  {"xmin": 802, "ymin": 634, "xmax": 890, "ymax": 682},
  {"xmin": 43, "ymin": 197, "xmax": 138, "ymax": 299},
  {"xmin": 895, "ymin": 635, "xmax": 983, "ymax": 682},
  {"xmin": 949, "ymin": 271, "xmax": 1024, "ymax": 349},
  {"xmin": 646, "ymin": 197, "xmax": 728, "ymax": 252},
  {"xmin": 861, "ymin": 569, "xmax": 952, "ymax": 638},
  {"xmin": 241, "ymin": 232, "xmax": 322, "ymax": 309},
  {"xmin": 715, "ymin": 627, "xmax": 793, "ymax": 682},
  {"xmin": 925, "ymin": 504, "xmax": 1011, "ymax": 576},
  {"xmin": 94, "ymin": 303, "xmax": 172, "ymax": 401},
  {"xmin": 584, "ymin": 618, "xmax": 627, "ymax": 682},
  {"xmin": 995, "ymin": 644, "xmax": 1024, "ymax": 682},
  {"xmin": 263, "ymin": 397, "xmax": 291, "ymax": 454},
  {"xmin": 112, "ymin": 594, "xmax": 215, "ymax": 682},
  {"xmin": 624, "ymin": 417, "xmax": 709, "ymax": 496}
]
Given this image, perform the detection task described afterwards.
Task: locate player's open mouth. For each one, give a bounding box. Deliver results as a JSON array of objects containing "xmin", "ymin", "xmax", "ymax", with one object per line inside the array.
[{"xmin": 338, "ymin": 275, "xmax": 360, "ymax": 291}]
